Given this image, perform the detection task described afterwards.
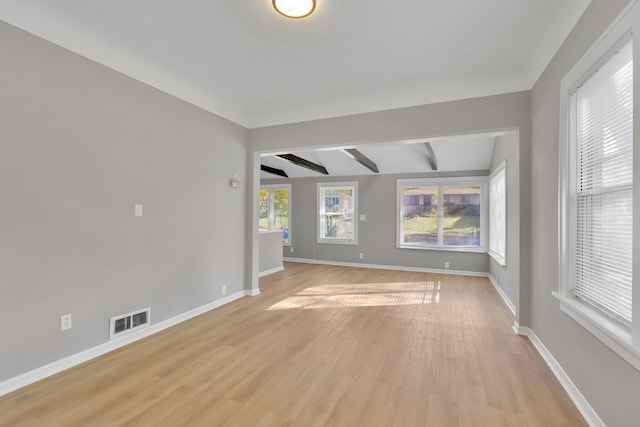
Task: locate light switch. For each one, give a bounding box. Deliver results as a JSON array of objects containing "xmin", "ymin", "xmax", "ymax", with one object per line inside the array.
[
  {"xmin": 359, "ymin": 214, "xmax": 366, "ymax": 221},
  {"xmin": 135, "ymin": 204, "xmax": 143, "ymax": 217}
]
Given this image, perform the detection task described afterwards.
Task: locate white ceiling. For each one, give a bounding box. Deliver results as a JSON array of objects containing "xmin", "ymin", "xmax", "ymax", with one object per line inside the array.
[
  {"xmin": 0, "ymin": 0, "xmax": 590, "ymax": 128},
  {"xmin": 260, "ymin": 134, "xmax": 499, "ymax": 179}
]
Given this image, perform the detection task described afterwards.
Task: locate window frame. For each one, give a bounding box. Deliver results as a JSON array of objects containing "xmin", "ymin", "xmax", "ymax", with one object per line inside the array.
[
  {"xmin": 317, "ymin": 182, "xmax": 358, "ymax": 245},
  {"xmin": 489, "ymin": 161, "xmax": 507, "ymax": 266},
  {"xmin": 556, "ymin": 1, "xmax": 640, "ymax": 372},
  {"xmin": 260, "ymin": 184, "xmax": 292, "ymax": 246},
  {"xmin": 396, "ymin": 177, "xmax": 488, "ymax": 253}
]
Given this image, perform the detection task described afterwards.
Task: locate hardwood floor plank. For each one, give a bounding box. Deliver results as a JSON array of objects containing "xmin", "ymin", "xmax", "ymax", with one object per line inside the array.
[
  {"xmin": 425, "ymin": 393, "xmax": 459, "ymax": 427},
  {"xmin": 358, "ymin": 380, "xmax": 399, "ymax": 426},
  {"xmin": 457, "ymin": 383, "xmax": 493, "ymax": 427},
  {"xmin": 0, "ymin": 263, "xmax": 587, "ymax": 426}
]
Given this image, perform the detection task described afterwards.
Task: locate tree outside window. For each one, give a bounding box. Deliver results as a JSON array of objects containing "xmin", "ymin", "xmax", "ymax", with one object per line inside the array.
[{"xmin": 260, "ymin": 185, "xmax": 291, "ymax": 244}]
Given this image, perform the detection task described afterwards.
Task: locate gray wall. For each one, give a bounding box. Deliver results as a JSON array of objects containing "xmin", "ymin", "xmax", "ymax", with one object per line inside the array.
[
  {"xmin": 250, "ymin": 91, "xmax": 531, "ymax": 324},
  {"xmin": 259, "ymin": 231, "xmax": 283, "ymax": 273},
  {"xmin": 489, "ymin": 133, "xmax": 519, "ymax": 313},
  {"xmin": 263, "ymin": 171, "xmax": 490, "ymax": 273},
  {"xmin": 0, "ymin": 22, "xmax": 248, "ymax": 381},
  {"xmin": 530, "ymin": 0, "xmax": 640, "ymax": 425}
]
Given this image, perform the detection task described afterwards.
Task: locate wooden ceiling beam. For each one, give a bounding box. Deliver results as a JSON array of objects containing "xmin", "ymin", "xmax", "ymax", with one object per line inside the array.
[
  {"xmin": 424, "ymin": 142, "xmax": 438, "ymax": 171},
  {"xmin": 276, "ymin": 154, "xmax": 329, "ymax": 175},
  {"xmin": 261, "ymin": 164, "xmax": 289, "ymax": 178},
  {"xmin": 343, "ymin": 148, "xmax": 379, "ymax": 173}
]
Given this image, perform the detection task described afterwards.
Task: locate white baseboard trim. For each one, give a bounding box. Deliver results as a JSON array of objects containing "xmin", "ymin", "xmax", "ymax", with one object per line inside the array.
[
  {"xmin": 515, "ymin": 326, "xmax": 605, "ymax": 427},
  {"xmin": 0, "ymin": 290, "xmax": 246, "ymax": 397},
  {"xmin": 512, "ymin": 321, "xmax": 521, "ymax": 334},
  {"xmin": 258, "ymin": 265, "xmax": 284, "ymax": 278},
  {"xmin": 283, "ymin": 257, "xmax": 488, "ymax": 278},
  {"xmin": 245, "ymin": 288, "xmax": 261, "ymax": 296},
  {"xmin": 487, "ymin": 274, "xmax": 516, "ymax": 316}
]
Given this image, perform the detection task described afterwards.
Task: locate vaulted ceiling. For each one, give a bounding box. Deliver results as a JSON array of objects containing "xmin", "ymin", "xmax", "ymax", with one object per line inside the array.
[{"xmin": 0, "ymin": 0, "xmax": 591, "ymax": 128}]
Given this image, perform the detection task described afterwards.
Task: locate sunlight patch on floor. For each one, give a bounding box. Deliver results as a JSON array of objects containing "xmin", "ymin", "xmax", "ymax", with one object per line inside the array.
[{"xmin": 267, "ymin": 281, "xmax": 441, "ymax": 310}]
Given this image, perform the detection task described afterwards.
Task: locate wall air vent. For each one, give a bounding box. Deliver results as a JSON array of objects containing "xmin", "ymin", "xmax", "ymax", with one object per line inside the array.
[{"xmin": 110, "ymin": 308, "xmax": 151, "ymax": 339}]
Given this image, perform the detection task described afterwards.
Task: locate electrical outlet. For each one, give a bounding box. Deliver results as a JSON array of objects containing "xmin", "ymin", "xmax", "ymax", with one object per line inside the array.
[
  {"xmin": 290, "ymin": 246, "xmax": 294, "ymax": 253},
  {"xmin": 135, "ymin": 204, "xmax": 143, "ymax": 217},
  {"xmin": 61, "ymin": 314, "xmax": 72, "ymax": 331},
  {"xmin": 359, "ymin": 253, "xmax": 364, "ymax": 260},
  {"xmin": 222, "ymin": 285, "xmax": 227, "ymax": 295},
  {"xmin": 444, "ymin": 261, "xmax": 450, "ymax": 269}
]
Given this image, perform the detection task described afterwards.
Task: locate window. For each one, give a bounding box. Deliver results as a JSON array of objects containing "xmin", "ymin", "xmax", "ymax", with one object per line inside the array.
[
  {"xmin": 489, "ymin": 162, "xmax": 507, "ymax": 265},
  {"xmin": 570, "ymin": 38, "xmax": 633, "ymax": 325},
  {"xmin": 260, "ymin": 184, "xmax": 291, "ymax": 245},
  {"xmin": 318, "ymin": 182, "xmax": 357, "ymax": 244},
  {"xmin": 397, "ymin": 178, "xmax": 487, "ymax": 251},
  {"xmin": 557, "ymin": 4, "xmax": 640, "ymax": 372}
]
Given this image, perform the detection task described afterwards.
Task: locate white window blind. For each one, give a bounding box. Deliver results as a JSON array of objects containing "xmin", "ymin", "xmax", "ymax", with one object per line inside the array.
[
  {"xmin": 489, "ymin": 165, "xmax": 506, "ymax": 265},
  {"xmin": 569, "ymin": 38, "xmax": 633, "ymax": 325}
]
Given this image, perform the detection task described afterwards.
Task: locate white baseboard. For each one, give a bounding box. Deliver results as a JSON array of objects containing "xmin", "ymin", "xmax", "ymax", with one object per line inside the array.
[
  {"xmin": 513, "ymin": 322, "xmax": 528, "ymax": 335},
  {"xmin": 0, "ymin": 291, "xmax": 246, "ymax": 397},
  {"xmin": 512, "ymin": 321, "xmax": 521, "ymax": 334},
  {"xmin": 283, "ymin": 257, "xmax": 488, "ymax": 278},
  {"xmin": 258, "ymin": 265, "xmax": 284, "ymax": 278},
  {"xmin": 487, "ymin": 274, "xmax": 516, "ymax": 316},
  {"xmin": 515, "ymin": 326, "xmax": 605, "ymax": 427},
  {"xmin": 245, "ymin": 288, "xmax": 261, "ymax": 296}
]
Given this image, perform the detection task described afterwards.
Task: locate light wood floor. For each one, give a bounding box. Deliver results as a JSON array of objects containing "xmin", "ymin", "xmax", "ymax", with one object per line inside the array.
[{"xmin": 0, "ymin": 263, "xmax": 586, "ymax": 426}]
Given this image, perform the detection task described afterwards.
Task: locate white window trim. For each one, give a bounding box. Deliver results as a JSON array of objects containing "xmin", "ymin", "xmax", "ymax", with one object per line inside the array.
[
  {"xmin": 556, "ymin": 0, "xmax": 640, "ymax": 371},
  {"xmin": 488, "ymin": 161, "xmax": 507, "ymax": 266},
  {"xmin": 260, "ymin": 184, "xmax": 292, "ymax": 246},
  {"xmin": 396, "ymin": 177, "xmax": 488, "ymax": 253},
  {"xmin": 317, "ymin": 182, "xmax": 358, "ymax": 245}
]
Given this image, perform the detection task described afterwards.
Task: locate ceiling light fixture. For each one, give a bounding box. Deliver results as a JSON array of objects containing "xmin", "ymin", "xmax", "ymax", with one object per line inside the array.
[{"xmin": 272, "ymin": 0, "xmax": 316, "ymax": 19}]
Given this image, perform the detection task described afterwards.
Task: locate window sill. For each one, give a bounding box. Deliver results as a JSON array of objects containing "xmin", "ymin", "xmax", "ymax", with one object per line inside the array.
[
  {"xmin": 488, "ymin": 251, "xmax": 506, "ymax": 266},
  {"xmin": 317, "ymin": 239, "xmax": 358, "ymax": 246},
  {"xmin": 553, "ymin": 292, "xmax": 640, "ymax": 372},
  {"xmin": 397, "ymin": 244, "xmax": 486, "ymax": 254}
]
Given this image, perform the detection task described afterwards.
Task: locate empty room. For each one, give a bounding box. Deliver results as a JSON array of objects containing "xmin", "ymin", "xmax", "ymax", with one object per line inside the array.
[{"xmin": 1, "ymin": 0, "xmax": 639, "ymax": 426}]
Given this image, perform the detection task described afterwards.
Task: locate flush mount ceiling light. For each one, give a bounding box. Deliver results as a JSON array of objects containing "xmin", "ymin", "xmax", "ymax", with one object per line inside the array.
[{"xmin": 272, "ymin": 0, "xmax": 316, "ymax": 19}]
